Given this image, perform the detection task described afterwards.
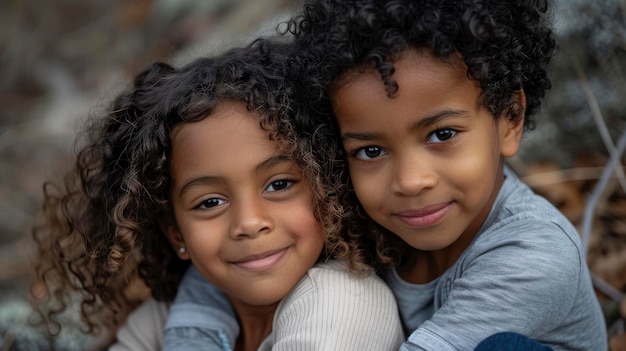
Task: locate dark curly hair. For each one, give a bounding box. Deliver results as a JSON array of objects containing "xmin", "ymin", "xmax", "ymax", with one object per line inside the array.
[
  {"xmin": 30, "ymin": 38, "xmax": 365, "ymax": 343},
  {"xmin": 285, "ymin": 0, "xmax": 557, "ymax": 268}
]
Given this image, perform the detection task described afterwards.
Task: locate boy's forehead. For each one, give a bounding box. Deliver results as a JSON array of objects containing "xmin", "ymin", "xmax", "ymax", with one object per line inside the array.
[{"xmin": 333, "ymin": 49, "xmax": 467, "ymax": 95}]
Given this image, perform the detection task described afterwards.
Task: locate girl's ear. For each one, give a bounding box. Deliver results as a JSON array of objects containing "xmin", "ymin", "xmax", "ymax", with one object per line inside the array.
[
  {"xmin": 499, "ymin": 89, "xmax": 526, "ymax": 158},
  {"xmin": 160, "ymin": 221, "xmax": 190, "ymax": 260}
]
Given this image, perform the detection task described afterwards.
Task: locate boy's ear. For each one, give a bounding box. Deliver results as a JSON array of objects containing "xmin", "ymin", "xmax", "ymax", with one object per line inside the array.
[
  {"xmin": 499, "ymin": 89, "xmax": 526, "ymax": 158},
  {"xmin": 160, "ymin": 221, "xmax": 190, "ymax": 260}
]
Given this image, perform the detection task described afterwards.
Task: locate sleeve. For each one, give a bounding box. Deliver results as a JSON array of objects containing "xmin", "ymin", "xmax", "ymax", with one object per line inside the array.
[
  {"xmin": 108, "ymin": 298, "xmax": 168, "ymax": 351},
  {"xmin": 162, "ymin": 265, "xmax": 240, "ymax": 351},
  {"xmin": 271, "ymin": 262, "xmax": 405, "ymax": 351},
  {"xmin": 400, "ymin": 220, "xmax": 583, "ymax": 350}
]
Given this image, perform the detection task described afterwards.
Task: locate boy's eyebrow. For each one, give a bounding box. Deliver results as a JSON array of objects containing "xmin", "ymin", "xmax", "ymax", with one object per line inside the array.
[
  {"xmin": 177, "ymin": 154, "xmax": 292, "ymax": 198},
  {"xmin": 341, "ymin": 131, "xmax": 382, "ymax": 142},
  {"xmin": 341, "ymin": 109, "xmax": 469, "ymax": 142},
  {"xmin": 410, "ymin": 109, "xmax": 469, "ymax": 131}
]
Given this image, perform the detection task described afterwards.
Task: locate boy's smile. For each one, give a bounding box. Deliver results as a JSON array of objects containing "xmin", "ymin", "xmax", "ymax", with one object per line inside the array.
[
  {"xmin": 333, "ymin": 49, "xmax": 524, "ymax": 271},
  {"xmin": 394, "ymin": 202, "xmax": 454, "ymax": 228},
  {"xmin": 166, "ymin": 101, "xmax": 325, "ymax": 306}
]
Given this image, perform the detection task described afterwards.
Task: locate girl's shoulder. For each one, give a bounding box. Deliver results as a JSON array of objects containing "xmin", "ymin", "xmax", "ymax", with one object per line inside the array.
[
  {"xmin": 271, "ymin": 260, "xmax": 404, "ymax": 350},
  {"xmin": 306, "ymin": 260, "xmax": 387, "ymax": 290},
  {"xmin": 109, "ymin": 298, "xmax": 169, "ymax": 351}
]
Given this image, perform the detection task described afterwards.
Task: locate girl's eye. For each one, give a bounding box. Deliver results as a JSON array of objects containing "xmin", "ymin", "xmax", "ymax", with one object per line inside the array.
[
  {"xmin": 354, "ymin": 146, "xmax": 387, "ymax": 160},
  {"xmin": 266, "ymin": 179, "xmax": 294, "ymax": 192},
  {"xmin": 196, "ymin": 198, "xmax": 226, "ymax": 210},
  {"xmin": 428, "ymin": 129, "xmax": 457, "ymax": 143}
]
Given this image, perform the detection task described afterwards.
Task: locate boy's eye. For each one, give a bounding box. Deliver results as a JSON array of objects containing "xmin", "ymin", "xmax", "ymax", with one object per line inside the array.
[
  {"xmin": 354, "ymin": 146, "xmax": 387, "ymax": 160},
  {"xmin": 196, "ymin": 198, "xmax": 226, "ymax": 210},
  {"xmin": 266, "ymin": 179, "xmax": 294, "ymax": 192},
  {"xmin": 428, "ymin": 129, "xmax": 457, "ymax": 143}
]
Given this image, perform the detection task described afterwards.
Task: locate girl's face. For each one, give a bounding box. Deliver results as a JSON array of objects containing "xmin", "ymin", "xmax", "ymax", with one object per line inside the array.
[
  {"xmin": 333, "ymin": 49, "xmax": 523, "ymax": 263},
  {"xmin": 167, "ymin": 101, "xmax": 325, "ymax": 306}
]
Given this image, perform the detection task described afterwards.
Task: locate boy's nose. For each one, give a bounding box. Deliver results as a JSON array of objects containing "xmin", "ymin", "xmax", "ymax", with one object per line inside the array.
[
  {"xmin": 390, "ymin": 154, "xmax": 437, "ymax": 196},
  {"xmin": 231, "ymin": 196, "xmax": 273, "ymax": 239}
]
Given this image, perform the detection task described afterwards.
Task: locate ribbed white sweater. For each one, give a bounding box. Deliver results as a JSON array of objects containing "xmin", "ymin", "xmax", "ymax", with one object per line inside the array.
[{"xmin": 111, "ymin": 260, "xmax": 404, "ymax": 351}]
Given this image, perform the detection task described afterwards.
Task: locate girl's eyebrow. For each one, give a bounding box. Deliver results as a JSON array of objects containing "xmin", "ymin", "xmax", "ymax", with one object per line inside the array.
[
  {"xmin": 255, "ymin": 154, "xmax": 292, "ymax": 173},
  {"xmin": 178, "ymin": 176, "xmax": 222, "ymax": 199},
  {"xmin": 341, "ymin": 109, "xmax": 469, "ymax": 142},
  {"xmin": 177, "ymin": 154, "xmax": 292, "ymax": 199}
]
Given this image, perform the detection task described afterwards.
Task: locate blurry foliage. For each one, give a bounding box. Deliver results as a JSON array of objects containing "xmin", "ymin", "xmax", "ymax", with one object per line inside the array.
[
  {"xmin": 519, "ymin": 0, "xmax": 626, "ymax": 167},
  {"xmin": 0, "ymin": 0, "xmax": 289, "ymax": 349}
]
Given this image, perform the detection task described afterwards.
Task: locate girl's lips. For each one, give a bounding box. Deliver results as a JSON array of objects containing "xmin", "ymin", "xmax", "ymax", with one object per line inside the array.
[
  {"xmin": 395, "ymin": 202, "xmax": 453, "ymax": 228},
  {"xmin": 232, "ymin": 248, "xmax": 288, "ymax": 272}
]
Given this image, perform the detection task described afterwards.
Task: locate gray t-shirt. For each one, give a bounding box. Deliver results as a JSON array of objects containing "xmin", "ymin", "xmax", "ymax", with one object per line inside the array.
[{"xmin": 387, "ymin": 167, "xmax": 607, "ymax": 350}]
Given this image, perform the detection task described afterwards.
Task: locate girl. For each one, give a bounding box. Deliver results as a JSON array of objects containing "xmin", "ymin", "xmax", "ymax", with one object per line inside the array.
[{"xmin": 30, "ymin": 39, "xmax": 404, "ymax": 351}]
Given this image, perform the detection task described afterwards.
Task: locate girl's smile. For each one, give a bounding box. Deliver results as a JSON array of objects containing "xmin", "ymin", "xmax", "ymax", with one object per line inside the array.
[{"xmin": 230, "ymin": 247, "xmax": 289, "ymax": 272}]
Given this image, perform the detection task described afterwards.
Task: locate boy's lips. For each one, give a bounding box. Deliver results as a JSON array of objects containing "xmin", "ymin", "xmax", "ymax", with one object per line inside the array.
[
  {"xmin": 231, "ymin": 248, "xmax": 288, "ymax": 272},
  {"xmin": 395, "ymin": 202, "xmax": 453, "ymax": 228}
]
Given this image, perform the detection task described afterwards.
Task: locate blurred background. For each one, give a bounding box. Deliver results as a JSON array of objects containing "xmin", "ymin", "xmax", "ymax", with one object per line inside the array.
[{"xmin": 0, "ymin": 0, "xmax": 624, "ymax": 350}]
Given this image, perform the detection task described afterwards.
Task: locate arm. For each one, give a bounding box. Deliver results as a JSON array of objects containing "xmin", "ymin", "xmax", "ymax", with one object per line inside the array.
[
  {"xmin": 399, "ymin": 221, "xmax": 599, "ymax": 350},
  {"xmin": 109, "ymin": 299, "xmax": 168, "ymax": 351},
  {"xmin": 162, "ymin": 265, "xmax": 239, "ymax": 351},
  {"xmin": 270, "ymin": 261, "xmax": 405, "ymax": 351}
]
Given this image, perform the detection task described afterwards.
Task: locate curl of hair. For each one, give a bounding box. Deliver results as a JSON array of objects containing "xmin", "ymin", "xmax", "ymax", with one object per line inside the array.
[
  {"xmin": 286, "ymin": 0, "xmax": 556, "ymax": 268},
  {"xmin": 31, "ymin": 38, "xmax": 368, "ymax": 340}
]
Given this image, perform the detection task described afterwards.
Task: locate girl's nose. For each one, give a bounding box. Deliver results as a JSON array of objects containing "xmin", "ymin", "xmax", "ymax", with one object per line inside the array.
[{"xmin": 230, "ymin": 196, "xmax": 273, "ymax": 239}]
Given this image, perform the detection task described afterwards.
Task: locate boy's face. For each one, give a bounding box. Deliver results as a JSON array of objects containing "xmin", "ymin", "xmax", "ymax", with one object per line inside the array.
[
  {"xmin": 167, "ymin": 101, "xmax": 324, "ymax": 307},
  {"xmin": 333, "ymin": 49, "xmax": 523, "ymax": 257}
]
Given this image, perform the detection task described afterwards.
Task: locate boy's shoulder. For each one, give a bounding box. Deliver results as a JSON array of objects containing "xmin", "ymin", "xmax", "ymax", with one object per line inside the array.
[
  {"xmin": 494, "ymin": 168, "xmax": 577, "ymax": 228},
  {"xmin": 479, "ymin": 167, "xmax": 582, "ymax": 249}
]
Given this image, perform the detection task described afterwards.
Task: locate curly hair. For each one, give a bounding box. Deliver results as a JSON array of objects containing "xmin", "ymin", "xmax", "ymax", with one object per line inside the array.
[
  {"xmin": 285, "ymin": 0, "xmax": 557, "ymax": 269},
  {"xmin": 30, "ymin": 38, "xmax": 366, "ymax": 341}
]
